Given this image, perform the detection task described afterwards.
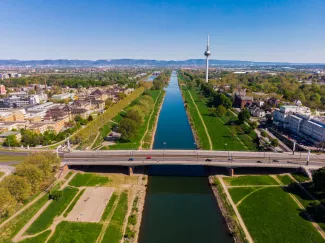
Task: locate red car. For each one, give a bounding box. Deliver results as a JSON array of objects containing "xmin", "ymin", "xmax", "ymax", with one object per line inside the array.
[{"xmin": 146, "ymin": 156, "xmax": 152, "ymax": 160}]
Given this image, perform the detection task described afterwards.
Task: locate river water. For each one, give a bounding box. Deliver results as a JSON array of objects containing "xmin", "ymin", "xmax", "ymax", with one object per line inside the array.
[{"xmin": 139, "ymin": 71, "xmax": 233, "ymax": 243}]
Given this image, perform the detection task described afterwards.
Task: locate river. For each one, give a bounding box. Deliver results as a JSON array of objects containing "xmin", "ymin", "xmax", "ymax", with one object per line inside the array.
[{"xmin": 138, "ymin": 71, "xmax": 233, "ymax": 243}]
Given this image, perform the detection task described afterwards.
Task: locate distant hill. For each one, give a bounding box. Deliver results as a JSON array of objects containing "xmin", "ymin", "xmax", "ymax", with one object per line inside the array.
[{"xmin": 0, "ymin": 59, "xmax": 323, "ymax": 67}]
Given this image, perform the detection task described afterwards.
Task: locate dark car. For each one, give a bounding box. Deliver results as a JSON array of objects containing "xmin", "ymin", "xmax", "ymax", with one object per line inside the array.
[
  {"xmin": 273, "ymin": 159, "xmax": 279, "ymax": 162},
  {"xmin": 128, "ymin": 158, "xmax": 134, "ymax": 161},
  {"xmin": 257, "ymin": 160, "xmax": 262, "ymax": 163},
  {"xmin": 205, "ymin": 159, "xmax": 212, "ymax": 162}
]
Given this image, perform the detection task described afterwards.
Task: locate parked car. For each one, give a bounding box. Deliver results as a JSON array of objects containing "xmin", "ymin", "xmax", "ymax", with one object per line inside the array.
[
  {"xmin": 146, "ymin": 156, "xmax": 152, "ymax": 160},
  {"xmin": 128, "ymin": 158, "xmax": 134, "ymax": 161},
  {"xmin": 257, "ymin": 160, "xmax": 262, "ymax": 163},
  {"xmin": 205, "ymin": 159, "xmax": 212, "ymax": 162},
  {"xmin": 273, "ymin": 159, "xmax": 279, "ymax": 162}
]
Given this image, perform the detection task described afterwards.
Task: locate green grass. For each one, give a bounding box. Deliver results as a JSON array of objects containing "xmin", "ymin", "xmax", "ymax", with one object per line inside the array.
[
  {"xmin": 292, "ymin": 172, "xmax": 310, "ymax": 183},
  {"xmin": 47, "ymin": 221, "xmax": 102, "ymax": 243},
  {"xmin": 0, "ymin": 194, "xmax": 49, "ymax": 243},
  {"xmin": 182, "ymin": 87, "xmax": 210, "ymax": 149},
  {"xmin": 102, "ymin": 191, "xmax": 128, "ymax": 243},
  {"xmin": 0, "ymin": 171, "xmax": 4, "ymax": 177},
  {"xmin": 64, "ymin": 171, "xmax": 73, "ymax": 180},
  {"xmin": 63, "ymin": 188, "xmax": 85, "ymax": 217},
  {"xmin": 284, "ymin": 183, "xmax": 325, "ymax": 232},
  {"xmin": 101, "ymin": 192, "xmax": 118, "ymax": 221},
  {"xmin": 228, "ymin": 187, "xmax": 261, "ymax": 205},
  {"xmin": 236, "ymin": 187, "xmax": 324, "ymax": 243},
  {"xmin": 223, "ymin": 175, "xmax": 278, "ymax": 186},
  {"xmin": 277, "ymin": 175, "xmax": 295, "ymax": 185},
  {"xmin": 109, "ymin": 90, "xmax": 163, "ymax": 150},
  {"xmin": 186, "ymin": 88, "xmax": 251, "ymax": 151},
  {"xmin": 142, "ymin": 90, "xmax": 165, "ymax": 149},
  {"xmin": 19, "ymin": 230, "xmax": 51, "ymax": 243},
  {"xmin": 68, "ymin": 173, "xmax": 109, "ymax": 187},
  {"xmin": 26, "ymin": 187, "xmax": 78, "ymax": 234}
]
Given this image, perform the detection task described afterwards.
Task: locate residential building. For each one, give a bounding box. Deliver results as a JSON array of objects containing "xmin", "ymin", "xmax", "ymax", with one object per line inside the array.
[
  {"xmin": 0, "ymin": 85, "xmax": 6, "ymax": 95},
  {"xmin": 52, "ymin": 93, "xmax": 75, "ymax": 101},
  {"xmin": 234, "ymin": 90, "xmax": 253, "ymax": 109},
  {"xmin": 0, "ymin": 131, "xmax": 22, "ymax": 143}
]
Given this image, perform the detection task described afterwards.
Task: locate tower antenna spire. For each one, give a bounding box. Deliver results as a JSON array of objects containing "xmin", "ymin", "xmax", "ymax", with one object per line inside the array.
[{"xmin": 204, "ymin": 34, "xmax": 211, "ymax": 83}]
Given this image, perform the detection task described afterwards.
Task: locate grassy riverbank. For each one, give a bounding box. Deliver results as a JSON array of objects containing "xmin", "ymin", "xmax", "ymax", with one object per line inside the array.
[
  {"xmin": 220, "ymin": 174, "xmax": 325, "ymax": 243},
  {"xmin": 104, "ymin": 89, "xmax": 165, "ymax": 150},
  {"xmin": 181, "ymin": 85, "xmax": 258, "ymax": 151}
]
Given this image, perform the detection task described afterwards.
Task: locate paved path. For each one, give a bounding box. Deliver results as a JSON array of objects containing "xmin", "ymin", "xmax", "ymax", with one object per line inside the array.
[
  {"xmin": 12, "ymin": 200, "xmax": 52, "ymax": 242},
  {"xmin": 185, "ymin": 87, "xmax": 213, "ymax": 150},
  {"xmin": 218, "ymin": 176, "xmax": 254, "ymax": 243},
  {"xmin": 0, "ymin": 165, "xmax": 15, "ymax": 182}
]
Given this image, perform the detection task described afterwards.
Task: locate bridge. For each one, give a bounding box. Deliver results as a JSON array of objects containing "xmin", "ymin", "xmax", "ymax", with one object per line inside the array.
[{"xmin": 61, "ymin": 150, "xmax": 325, "ymax": 177}]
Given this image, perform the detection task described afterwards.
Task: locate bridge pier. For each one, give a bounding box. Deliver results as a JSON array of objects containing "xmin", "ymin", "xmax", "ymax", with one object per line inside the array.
[
  {"xmin": 227, "ymin": 168, "xmax": 234, "ymax": 177},
  {"xmin": 128, "ymin": 166, "xmax": 134, "ymax": 176}
]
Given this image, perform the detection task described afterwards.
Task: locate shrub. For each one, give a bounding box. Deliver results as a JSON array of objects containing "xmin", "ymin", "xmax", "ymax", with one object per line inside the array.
[{"xmin": 49, "ymin": 190, "xmax": 62, "ymax": 201}]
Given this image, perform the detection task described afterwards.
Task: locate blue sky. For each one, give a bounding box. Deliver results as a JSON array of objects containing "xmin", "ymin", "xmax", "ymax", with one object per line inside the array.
[{"xmin": 0, "ymin": 0, "xmax": 324, "ymax": 63}]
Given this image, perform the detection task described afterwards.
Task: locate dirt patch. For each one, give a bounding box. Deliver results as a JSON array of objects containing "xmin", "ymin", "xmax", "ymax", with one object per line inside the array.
[{"xmin": 66, "ymin": 187, "xmax": 114, "ymax": 222}]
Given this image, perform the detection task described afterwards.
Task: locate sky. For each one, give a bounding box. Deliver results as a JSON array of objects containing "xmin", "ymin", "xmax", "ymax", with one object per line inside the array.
[{"xmin": 0, "ymin": 0, "xmax": 324, "ymax": 63}]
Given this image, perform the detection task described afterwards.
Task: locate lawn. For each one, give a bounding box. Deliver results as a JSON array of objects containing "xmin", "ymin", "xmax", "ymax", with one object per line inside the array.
[
  {"xmin": 69, "ymin": 173, "xmax": 109, "ymax": 187},
  {"xmin": 64, "ymin": 171, "xmax": 73, "ymax": 180},
  {"xmin": 228, "ymin": 187, "xmax": 261, "ymax": 205},
  {"xmin": 0, "ymin": 171, "xmax": 4, "ymax": 177},
  {"xmin": 0, "ymin": 194, "xmax": 49, "ymax": 242},
  {"xmin": 277, "ymin": 175, "xmax": 295, "ymax": 185},
  {"xmin": 237, "ymin": 187, "xmax": 324, "ymax": 243},
  {"xmin": 186, "ymin": 88, "xmax": 251, "ymax": 151},
  {"xmin": 284, "ymin": 183, "xmax": 325, "ymax": 232},
  {"xmin": 20, "ymin": 230, "xmax": 51, "ymax": 243},
  {"xmin": 223, "ymin": 175, "xmax": 278, "ymax": 186},
  {"xmin": 101, "ymin": 192, "xmax": 118, "ymax": 221},
  {"xmin": 102, "ymin": 191, "xmax": 128, "ymax": 243},
  {"xmin": 292, "ymin": 172, "xmax": 310, "ymax": 183},
  {"xmin": 26, "ymin": 187, "xmax": 78, "ymax": 234},
  {"xmin": 142, "ymin": 90, "xmax": 164, "ymax": 149},
  {"xmin": 181, "ymin": 87, "xmax": 211, "ymax": 149},
  {"xmin": 47, "ymin": 221, "xmax": 102, "ymax": 243},
  {"xmin": 63, "ymin": 188, "xmax": 85, "ymax": 217}
]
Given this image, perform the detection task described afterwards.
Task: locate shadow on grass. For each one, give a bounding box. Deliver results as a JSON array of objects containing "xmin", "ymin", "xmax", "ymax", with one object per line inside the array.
[{"xmin": 283, "ymin": 183, "xmax": 325, "ymax": 224}]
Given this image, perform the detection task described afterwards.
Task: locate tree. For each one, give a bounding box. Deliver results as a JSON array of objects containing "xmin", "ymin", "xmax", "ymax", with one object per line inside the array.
[
  {"xmin": 3, "ymin": 135, "xmax": 20, "ymax": 147},
  {"xmin": 271, "ymin": 138, "xmax": 279, "ymax": 147},
  {"xmin": 313, "ymin": 167, "xmax": 325, "ymax": 191},
  {"xmin": 119, "ymin": 118, "xmax": 137, "ymax": 141},
  {"xmin": 0, "ymin": 187, "xmax": 17, "ymax": 218},
  {"xmin": 209, "ymin": 106, "xmax": 217, "ymax": 116},
  {"xmin": 2, "ymin": 175, "xmax": 32, "ymax": 202},
  {"xmin": 49, "ymin": 190, "xmax": 63, "ymax": 201},
  {"xmin": 261, "ymin": 130, "xmax": 267, "ymax": 137},
  {"xmin": 216, "ymin": 105, "xmax": 227, "ymax": 117},
  {"xmin": 23, "ymin": 152, "xmax": 61, "ymax": 177},
  {"xmin": 238, "ymin": 108, "xmax": 250, "ymax": 124},
  {"xmin": 87, "ymin": 115, "xmax": 93, "ymax": 121},
  {"xmin": 15, "ymin": 163, "xmax": 43, "ymax": 193},
  {"xmin": 125, "ymin": 110, "xmax": 142, "ymax": 126},
  {"xmin": 117, "ymin": 92, "xmax": 127, "ymax": 100}
]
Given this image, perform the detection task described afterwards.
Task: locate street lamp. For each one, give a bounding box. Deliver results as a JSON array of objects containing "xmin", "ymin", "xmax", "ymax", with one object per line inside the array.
[
  {"xmin": 225, "ymin": 143, "xmax": 229, "ymax": 159},
  {"xmin": 163, "ymin": 142, "xmax": 166, "ymax": 161}
]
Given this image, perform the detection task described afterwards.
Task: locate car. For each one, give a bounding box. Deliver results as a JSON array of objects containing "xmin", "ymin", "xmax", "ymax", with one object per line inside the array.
[
  {"xmin": 273, "ymin": 159, "xmax": 279, "ymax": 162},
  {"xmin": 205, "ymin": 159, "xmax": 212, "ymax": 162},
  {"xmin": 109, "ymin": 133, "xmax": 113, "ymax": 136},
  {"xmin": 128, "ymin": 158, "xmax": 134, "ymax": 161},
  {"xmin": 257, "ymin": 160, "xmax": 262, "ymax": 163},
  {"xmin": 146, "ymin": 156, "xmax": 152, "ymax": 160}
]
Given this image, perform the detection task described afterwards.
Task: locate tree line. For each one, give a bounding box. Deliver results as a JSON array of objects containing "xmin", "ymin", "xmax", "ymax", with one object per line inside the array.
[
  {"xmin": 0, "ymin": 152, "xmax": 60, "ymax": 219},
  {"xmin": 152, "ymin": 70, "xmax": 172, "ymax": 90}
]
